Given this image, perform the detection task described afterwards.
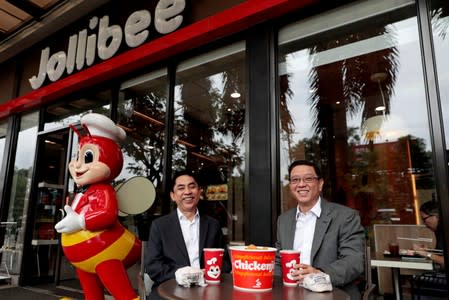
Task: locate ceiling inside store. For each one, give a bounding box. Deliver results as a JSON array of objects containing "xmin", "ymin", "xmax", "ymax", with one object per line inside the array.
[{"xmin": 0, "ymin": 0, "xmax": 111, "ymax": 64}]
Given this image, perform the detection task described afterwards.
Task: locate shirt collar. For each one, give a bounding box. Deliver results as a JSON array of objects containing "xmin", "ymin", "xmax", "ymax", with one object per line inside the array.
[
  {"xmin": 296, "ymin": 197, "xmax": 322, "ymax": 220},
  {"xmin": 177, "ymin": 207, "xmax": 199, "ymax": 221}
]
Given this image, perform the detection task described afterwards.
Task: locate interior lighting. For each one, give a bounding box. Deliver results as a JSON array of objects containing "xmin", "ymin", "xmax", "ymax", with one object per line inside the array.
[
  {"xmin": 230, "ymin": 92, "xmax": 241, "ymax": 98},
  {"xmin": 370, "ymin": 72, "xmax": 387, "ymax": 113}
]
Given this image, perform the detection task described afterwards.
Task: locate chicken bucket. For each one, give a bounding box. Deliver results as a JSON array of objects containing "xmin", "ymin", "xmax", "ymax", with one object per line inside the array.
[{"xmin": 229, "ymin": 245, "xmax": 277, "ymax": 292}]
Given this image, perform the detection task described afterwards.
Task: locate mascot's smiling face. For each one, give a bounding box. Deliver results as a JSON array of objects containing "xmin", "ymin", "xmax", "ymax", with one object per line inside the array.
[
  {"xmin": 69, "ymin": 113, "xmax": 125, "ymax": 187},
  {"xmin": 207, "ymin": 265, "xmax": 221, "ymax": 279},
  {"xmin": 69, "ymin": 136, "xmax": 123, "ymax": 187},
  {"xmin": 206, "ymin": 256, "xmax": 221, "ymax": 279}
]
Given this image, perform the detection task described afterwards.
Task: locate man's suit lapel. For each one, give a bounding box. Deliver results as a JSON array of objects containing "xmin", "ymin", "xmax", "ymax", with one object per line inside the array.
[
  {"xmin": 199, "ymin": 214, "xmax": 208, "ymax": 251},
  {"xmin": 169, "ymin": 210, "xmax": 190, "ymax": 264},
  {"xmin": 198, "ymin": 214, "xmax": 210, "ymax": 268},
  {"xmin": 285, "ymin": 209, "xmax": 296, "ymax": 249},
  {"xmin": 311, "ymin": 200, "xmax": 331, "ymax": 262}
]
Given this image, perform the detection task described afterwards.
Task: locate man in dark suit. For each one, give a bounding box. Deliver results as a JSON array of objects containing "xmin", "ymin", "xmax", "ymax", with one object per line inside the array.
[
  {"xmin": 145, "ymin": 170, "xmax": 231, "ymax": 290},
  {"xmin": 276, "ymin": 160, "xmax": 364, "ymax": 299}
]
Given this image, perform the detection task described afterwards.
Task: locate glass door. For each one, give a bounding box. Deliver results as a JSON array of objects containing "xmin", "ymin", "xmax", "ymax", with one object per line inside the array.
[{"xmin": 27, "ymin": 128, "xmax": 72, "ymax": 284}]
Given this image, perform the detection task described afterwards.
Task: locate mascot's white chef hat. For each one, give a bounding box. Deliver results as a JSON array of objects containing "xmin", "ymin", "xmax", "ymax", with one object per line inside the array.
[{"xmin": 81, "ymin": 113, "xmax": 126, "ymax": 142}]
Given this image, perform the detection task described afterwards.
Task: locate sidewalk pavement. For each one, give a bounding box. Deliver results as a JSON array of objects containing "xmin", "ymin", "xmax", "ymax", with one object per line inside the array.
[
  {"xmin": 0, "ymin": 285, "xmax": 71, "ymax": 299},
  {"xmin": 0, "ymin": 283, "xmax": 132, "ymax": 299}
]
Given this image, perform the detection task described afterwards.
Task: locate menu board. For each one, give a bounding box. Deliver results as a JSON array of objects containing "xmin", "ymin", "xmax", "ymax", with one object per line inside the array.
[{"xmin": 206, "ymin": 184, "xmax": 228, "ymax": 201}]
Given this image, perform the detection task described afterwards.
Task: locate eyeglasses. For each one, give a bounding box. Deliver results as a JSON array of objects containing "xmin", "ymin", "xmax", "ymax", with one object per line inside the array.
[
  {"xmin": 422, "ymin": 214, "xmax": 435, "ymax": 222},
  {"xmin": 289, "ymin": 176, "xmax": 319, "ymax": 185}
]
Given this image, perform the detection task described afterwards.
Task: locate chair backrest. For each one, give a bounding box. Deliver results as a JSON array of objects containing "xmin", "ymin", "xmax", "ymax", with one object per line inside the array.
[
  {"xmin": 365, "ymin": 245, "xmax": 373, "ymax": 288},
  {"xmin": 411, "ymin": 271, "xmax": 448, "ymax": 299},
  {"xmin": 363, "ymin": 244, "xmax": 376, "ymax": 300}
]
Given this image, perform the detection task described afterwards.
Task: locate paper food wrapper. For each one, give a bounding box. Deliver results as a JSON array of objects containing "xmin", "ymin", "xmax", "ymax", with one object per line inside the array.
[
  {"xmin": 303, "ymin": 272, "xmax": 333, "ymax": 292},
  {"xmin": 175, "ymin": 266, "xmax": 207, "ymax": 287}
]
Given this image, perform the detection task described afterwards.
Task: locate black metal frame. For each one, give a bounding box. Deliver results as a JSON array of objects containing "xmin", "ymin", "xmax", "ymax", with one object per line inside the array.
[
  {"xmin": 245, "ymin": 24, "xmax": 277, "ymax": 246},
  {"xmin": 416, "ymin": 0, "xmax": 449, "ymax": 296}
]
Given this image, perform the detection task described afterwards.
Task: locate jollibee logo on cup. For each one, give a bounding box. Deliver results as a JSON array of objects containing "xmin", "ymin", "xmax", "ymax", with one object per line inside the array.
[
  {"xmin": 206, "ymin": 257, "xmax": 221, "ymax": 279},
  {"xmin": 285, "ymin": 259, "xmax": 298, "ymax": 281},
  {"xmin": 204, "ymin": 248, "xmax": 224, "ymax": 283},
  {"xmin": 280, "ymin": 250, "xmax": 300, "ymax": 286}
]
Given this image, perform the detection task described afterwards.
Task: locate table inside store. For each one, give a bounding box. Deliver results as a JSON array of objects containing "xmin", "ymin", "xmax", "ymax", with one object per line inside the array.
[
  {"xmin": 157, "ymin": 273, "xmax": 350, "ymax": 300},
  {"xmin": 371, "ymin": 252, "xmax": 433, "ymax": 300},
  {"xmin": 31, "ymin": 239, "xmax": 59, "ymax": 277}
]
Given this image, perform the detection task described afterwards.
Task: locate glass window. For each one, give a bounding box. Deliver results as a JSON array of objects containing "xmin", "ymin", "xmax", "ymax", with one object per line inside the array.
[
  {"xmin": 174, "ymin": 42, "xmax": 246, "ymax": 243},
  {"xmin": 430, "ymin": 1, "xmax": 449, "ymax": 271},
  {"xmin": 278, "ymin": 1, "xmax": 434, "ymax": 229},
  {"xmin": 0, "ymin": 120, "xmax": 8, "ymax": 275},
  {"xmin": 432, "ymin": 1, "xmax": 449, "ymax": 161},
  {"xmin": 1, "ymin": 112, "xmax": 39, "ymax": 275},
  {"xmin": 117, "ymin": 69, "xmax": 168, "ymax": 239},
  {"xmin": 277, "ymin": 3, "xmax": 439, "ymax": 293}
]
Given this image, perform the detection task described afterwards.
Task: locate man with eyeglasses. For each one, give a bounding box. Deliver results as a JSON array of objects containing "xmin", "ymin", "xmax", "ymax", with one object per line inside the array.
[
  {"xmin": 413, "ymin": 200, "xmax": 445, "ymax": 268},
  {"xmin": 410, "ymin": 200, "xmax": 446, "ymax": 298},
  {"xmin": 276, "ymin": 160, "xmax": 365, "ymax": 299}
]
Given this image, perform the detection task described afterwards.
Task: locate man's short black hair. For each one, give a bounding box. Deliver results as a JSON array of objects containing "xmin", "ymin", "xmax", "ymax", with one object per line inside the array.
[
  {"xmin": 170, "ymin": 170, "xmax": 201, "ymax": 191},
  {"xmin": 288, "ymin": 160, "xmax": 322, "ymax": 180},
  {"xmin": 420, "ymin": 200, "xmax": 439, "ymax": 216}
]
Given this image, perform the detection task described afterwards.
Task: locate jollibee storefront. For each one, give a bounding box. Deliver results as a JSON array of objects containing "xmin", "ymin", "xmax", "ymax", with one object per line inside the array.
[{"xmin": 0, "ymin": 0, "xmax": 449, "ymax": 297}]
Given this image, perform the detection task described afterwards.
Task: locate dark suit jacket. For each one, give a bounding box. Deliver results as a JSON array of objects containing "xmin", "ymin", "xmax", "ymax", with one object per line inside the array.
[
  {"xmin": 276, "ymin": 199, "xmax": 365, "ymax": 299},
  {"xmin": 145, "ymin": 210, "xmax": 231, "ymax": 286}
]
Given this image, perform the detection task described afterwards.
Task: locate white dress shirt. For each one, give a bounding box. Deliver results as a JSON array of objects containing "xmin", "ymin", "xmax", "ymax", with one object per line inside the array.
[
  {"xmin": 177, "ymin": 208, "xmax": 200, "ymax": 268},
  {"xmin": 293, "ymin": 198, "xmax": 322, "ymax": 265}
]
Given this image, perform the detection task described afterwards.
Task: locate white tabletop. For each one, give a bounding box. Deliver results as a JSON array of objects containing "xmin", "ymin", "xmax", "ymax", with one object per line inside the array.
[
  {"xmin": 31, "ymin": 239, "xmax": 59, "ymax": 246},
  {"xmin": 371, "ymin": 253, "xmax": 433, "ymax": 270}
]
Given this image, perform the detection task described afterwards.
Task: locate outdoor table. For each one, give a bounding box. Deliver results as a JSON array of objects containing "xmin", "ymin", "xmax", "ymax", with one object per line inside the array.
[{"xmin": 157, "ymin": 273, "xmax": 350, "ymax": 300}]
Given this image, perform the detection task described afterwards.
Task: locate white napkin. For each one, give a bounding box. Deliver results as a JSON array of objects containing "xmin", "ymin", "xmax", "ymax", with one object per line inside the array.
[
  {"xmin": 175, "ymin": 266, "xmax": 207, "ymax": 287},
  {"xmin": 302, "ymin": 272, "xmax": 333, "ymax": 292}
]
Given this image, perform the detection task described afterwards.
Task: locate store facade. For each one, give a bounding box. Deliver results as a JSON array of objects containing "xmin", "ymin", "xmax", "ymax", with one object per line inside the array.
[{"xmin": 0, "ymin": 0, "xmax": 448, "ymax": 296}]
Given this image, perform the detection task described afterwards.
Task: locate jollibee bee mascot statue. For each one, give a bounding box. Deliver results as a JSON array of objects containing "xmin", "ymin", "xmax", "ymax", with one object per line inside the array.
[{"xmin": 55, "ymin": 113, "xmax": 142, "ymax": 300}]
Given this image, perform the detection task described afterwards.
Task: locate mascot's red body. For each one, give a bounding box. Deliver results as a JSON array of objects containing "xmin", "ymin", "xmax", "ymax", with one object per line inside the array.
[{"xmin": 55, "ymin": 113, "xmax": 141, "ymax": 300}]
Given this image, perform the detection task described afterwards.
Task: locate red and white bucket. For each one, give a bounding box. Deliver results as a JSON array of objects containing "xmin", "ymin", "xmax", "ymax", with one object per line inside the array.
[{"xmin": 229, "ymin": 245, "xmax": 277, "ymax": 292}]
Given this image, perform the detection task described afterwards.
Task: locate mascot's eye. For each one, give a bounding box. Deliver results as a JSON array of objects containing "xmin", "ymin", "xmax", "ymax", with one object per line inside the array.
[{"xmin": 84, "ymin": 150, "xmax": 94, "ymax": 164}]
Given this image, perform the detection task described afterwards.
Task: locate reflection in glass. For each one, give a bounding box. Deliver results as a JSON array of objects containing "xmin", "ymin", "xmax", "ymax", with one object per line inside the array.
[
  {"xmin": 43, "ymin": 90, "xmax": 112, "ymax": 131},
  {"xmin": 278, "ymin": 5, "xmax": 435, "ymax": 230},
  {"xmin": 431, "ymin": 8, "xmax": 449, "ymax": 280},
  {"xmin": 1, "ymin": 112, "xmax": 38, "ymax": 275},
  {"xmin": 174, "ymin": 42, "xmax": 246, "ymax": 242},
  {"xmin": 432, "ymin": 1, "xmax": 449, "ymax": 164},
  {"xmin": 118, "ymin": 69, "xmax": 168, "ymax": 239},
  {"xmin": 0, "ymin": 120, "xmax": 8, "ymax": 276},
  {"xmin": 0, "ymin": 120, "xmax": 6, "ymax": 172}
]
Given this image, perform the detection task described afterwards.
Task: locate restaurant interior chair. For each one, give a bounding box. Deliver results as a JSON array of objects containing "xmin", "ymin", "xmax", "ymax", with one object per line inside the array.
[
  {"xmin": 139, "ymin": 241, "xmax": 153, "ymax": 300},
  {"xmin": 362, "ymin": 244, "xmax": 376, "ymax": 300},
  {"xmin": 410, "ymin": 271, "xmax": 447, "ymax": 299}
]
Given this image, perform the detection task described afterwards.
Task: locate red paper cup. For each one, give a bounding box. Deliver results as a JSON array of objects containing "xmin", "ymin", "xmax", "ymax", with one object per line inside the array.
[
  {"xmin": 389, "ymin": 243, "xmax": 399, "ymax": 257},
  {"xmin": 280, "ymin": 250, "xmax": 301, "ymax": 286},
  {"xmin": 203, "ymin": 248, "xmax": 224, "ymax": 283}
]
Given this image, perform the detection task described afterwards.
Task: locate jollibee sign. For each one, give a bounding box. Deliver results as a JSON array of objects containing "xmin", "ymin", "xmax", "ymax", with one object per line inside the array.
[{"xmin": 29, "ymin": 0, "xmax": 186, "ymax": 89}]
